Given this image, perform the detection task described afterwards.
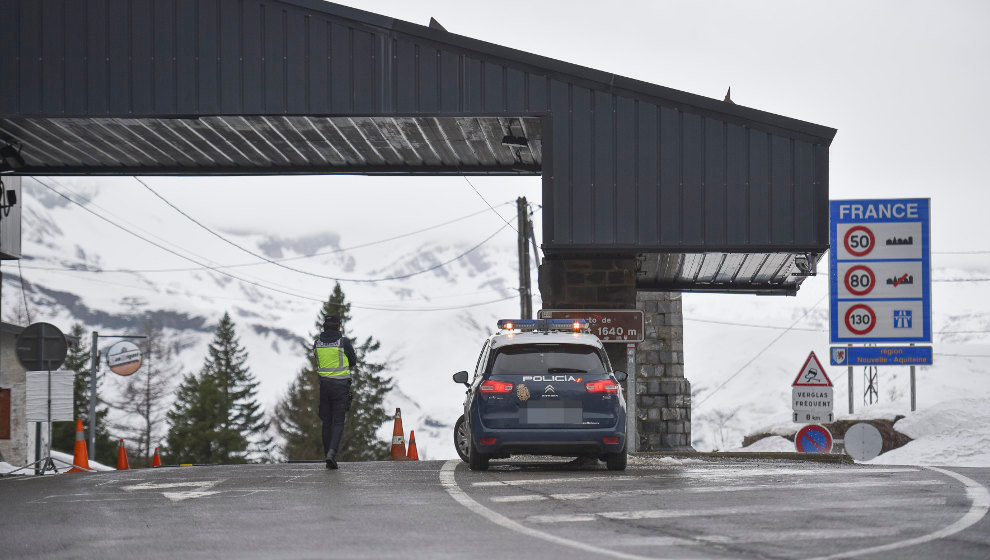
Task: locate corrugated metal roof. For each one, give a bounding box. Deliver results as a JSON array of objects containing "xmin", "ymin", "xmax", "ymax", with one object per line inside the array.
[
  {"xmin": 0, "ymin": 116, "xmax": 542, "ymax": 174},
  {"xmin": 637, "ymin": 252, "xmax": 810, "ymax": 295}
]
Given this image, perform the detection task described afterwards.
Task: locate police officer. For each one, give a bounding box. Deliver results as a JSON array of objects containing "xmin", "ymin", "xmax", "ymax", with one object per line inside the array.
[{"xmin": 313, "ymin": 314, "xmax": 358, "ymax": 469}]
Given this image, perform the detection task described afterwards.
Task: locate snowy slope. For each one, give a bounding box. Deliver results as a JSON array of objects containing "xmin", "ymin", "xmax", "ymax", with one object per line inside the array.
[{"xmin": 4, "ymin": 175, "xmax": 990, "ymax": 465}]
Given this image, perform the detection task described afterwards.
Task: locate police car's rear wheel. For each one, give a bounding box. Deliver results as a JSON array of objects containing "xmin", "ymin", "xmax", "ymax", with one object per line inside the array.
[
  {"xmin": 454, "ymin": 415, "xmax": 470, "ymax": 463},
  {"xmin": 605, "ymin": 448, "xmax": 627, "ymax": 471},
  {"xmin": 468, "ymin": 439, "xmax": 489, "ymax": 471}
]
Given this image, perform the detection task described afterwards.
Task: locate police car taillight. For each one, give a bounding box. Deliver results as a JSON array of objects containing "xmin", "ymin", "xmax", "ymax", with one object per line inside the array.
[
  {"xmin": 586, "ymin": 380, "xmax": 619, "ymax": 393},
  {"xmin": 481, "ymin": 380, "xmax": 514, "ymax": 393}
]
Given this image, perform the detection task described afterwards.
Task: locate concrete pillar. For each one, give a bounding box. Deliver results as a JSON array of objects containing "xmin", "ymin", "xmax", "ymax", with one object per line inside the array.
[
  {"xmin": 538, "ymin": 258, "xmax": 692, "ymax": 451},
  {"xmin": 634, "ymin": 291, "xmax": 692, "ymax": 451}
]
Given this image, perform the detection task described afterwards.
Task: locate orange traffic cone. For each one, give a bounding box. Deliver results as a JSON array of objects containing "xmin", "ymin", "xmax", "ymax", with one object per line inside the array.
[
  {"xmin": 387, "ymin": 408, "xmax": 410, "ymax": 461},
  {"xmin": 407, "ymin": 430, "xmax": 419, "ymax": 461},
  {"xmin": 116, "ymin": 439, "xmax": 130, "ymax": 470},
  {"xmin": 67, "ymin": 419, "xmax": 91, "ymax": 473},
  {"xmin": 152, "ymin": 447, "xmax": 162, "ymax": 468}
]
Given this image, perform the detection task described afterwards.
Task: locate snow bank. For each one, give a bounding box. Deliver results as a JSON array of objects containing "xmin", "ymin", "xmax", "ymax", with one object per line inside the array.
[
  {"xmin": 868, "ymin": 398, "xmax": 990, "ymax": 467},
  {"xmin": 0, "ymin": 451, "xmax": 115, "ymax": 475}
]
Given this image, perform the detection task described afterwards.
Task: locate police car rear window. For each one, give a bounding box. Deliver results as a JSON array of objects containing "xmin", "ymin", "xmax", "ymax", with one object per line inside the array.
[{"xmin": 490, "ymin": 344, "xmax": 607, "ymax": 375}]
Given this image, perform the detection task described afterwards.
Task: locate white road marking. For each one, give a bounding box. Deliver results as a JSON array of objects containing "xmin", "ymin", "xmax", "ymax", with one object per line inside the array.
[
  {"xmin": 619, "ymin": 527, "xmax": 907, "ymax": 547},
  {"xmin": 490, "ymin": 478, "xmax": 944, "ymax": 503},
  {"xmin": 807, "ymin": 466, "xmax": 990, "ymax": 560},
  {"xmin": 472, "ymin": 467, "xmax": 919, "ymax": 487},
  {"xmin": 161, "ymin": 490, "xmax": 222, "ymax": 502},
  {"xmin": 528, "ymin": 497, "xmax": 947, "ymax": 523},
  {"xmin": 121, "ymin": 481, "xmax": 219, "ymax": 491},
  {"xmin": 440, "ymin": 461, "xmax": 677, "ymax": 560}
]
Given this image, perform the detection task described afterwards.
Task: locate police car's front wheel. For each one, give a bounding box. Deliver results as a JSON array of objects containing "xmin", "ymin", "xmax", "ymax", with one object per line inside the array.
[
  {"xmin": 454, "ymin": 415, "xmax": 470, "ymax": 463},
  {"xmin": 468, "ymin": 439, "xmax": 489, "ymax": 471},
  {"xmin": 605, "ymin": 448, "xmax": 627, "ymax": 471}
]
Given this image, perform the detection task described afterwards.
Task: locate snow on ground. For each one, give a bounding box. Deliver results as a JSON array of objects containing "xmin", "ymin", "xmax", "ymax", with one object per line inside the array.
[
  {"xmin": 867, "ymin": 398, "xmax": 990, "ymax": 467},
  {"xmin": 0, "ymin": 450, "xmax": 114, "ymax": 475},
  {"xmin": 729, "ymin": 436, "xmax": 795, "ymax": 454}
]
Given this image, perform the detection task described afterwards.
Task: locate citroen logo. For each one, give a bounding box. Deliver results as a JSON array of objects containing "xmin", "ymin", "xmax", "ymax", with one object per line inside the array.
[{"xmin": 544, "ymin": 385, "xmax": 556, "ymax": 394}]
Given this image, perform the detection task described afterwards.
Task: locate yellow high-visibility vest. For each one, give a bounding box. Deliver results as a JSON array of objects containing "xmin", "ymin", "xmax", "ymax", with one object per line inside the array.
[{"xmin": 314, "ymin": 339, "xmax": 351, "ymax": 378}]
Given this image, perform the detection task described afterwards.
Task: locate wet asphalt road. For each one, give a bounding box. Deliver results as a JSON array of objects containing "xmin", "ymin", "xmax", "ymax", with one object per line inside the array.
[{"xmin": 1, "ymin": 457, "xmax": 988, "ymax": 559}]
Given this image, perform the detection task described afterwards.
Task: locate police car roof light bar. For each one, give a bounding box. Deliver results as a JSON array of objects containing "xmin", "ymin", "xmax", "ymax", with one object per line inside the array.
[{"xmin": 496, "ymin": 319, "xmax": 588, "ymax": 332}]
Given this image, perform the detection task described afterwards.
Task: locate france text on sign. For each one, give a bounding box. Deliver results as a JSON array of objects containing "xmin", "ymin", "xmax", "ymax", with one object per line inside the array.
[
  {"xmin": 829, "ymin": 199, "xmax": 931, "ymax": 343},
  {"xmin": 537, "ymin": 310, "xmax": 645, "ymax": 343},
  {"xmin": 792, "ymin": 352, "xmax": 833, "ymax": 387},
  {"xmin": 829, "ymin": 346, "xmax": 933, "ymax": 367}
]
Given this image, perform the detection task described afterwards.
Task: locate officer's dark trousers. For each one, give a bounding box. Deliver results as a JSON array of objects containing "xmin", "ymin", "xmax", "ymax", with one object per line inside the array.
[{"xmin": 318, "ymin": 376, "xmax": 351, "ymax": 457}]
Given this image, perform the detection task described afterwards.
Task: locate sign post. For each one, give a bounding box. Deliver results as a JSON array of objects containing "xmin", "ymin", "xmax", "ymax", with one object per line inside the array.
[{"xmin": 829, "ymin": 199, "xmax": 932, "ymax": 411}]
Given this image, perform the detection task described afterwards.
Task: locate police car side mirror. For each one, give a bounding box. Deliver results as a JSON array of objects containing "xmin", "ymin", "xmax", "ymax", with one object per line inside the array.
[
  {"xmin": 452, "ymin": 371, "xmax": 469, "ymax": 386},
  {"xmin": 613, "ymin": 371, "xmax": 628, "ymax": 382}
]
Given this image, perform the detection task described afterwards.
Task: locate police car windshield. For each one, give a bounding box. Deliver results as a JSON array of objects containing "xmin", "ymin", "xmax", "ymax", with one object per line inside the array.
[{"xmin": 490, "ymin": 344, "xmax": 606, "ymax": 375}]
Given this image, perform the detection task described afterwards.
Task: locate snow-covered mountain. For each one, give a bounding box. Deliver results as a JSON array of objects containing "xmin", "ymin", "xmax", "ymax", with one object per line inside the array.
[{"xmin": 4, "ymin": 175, "xmax": 989, "ymax": 463}]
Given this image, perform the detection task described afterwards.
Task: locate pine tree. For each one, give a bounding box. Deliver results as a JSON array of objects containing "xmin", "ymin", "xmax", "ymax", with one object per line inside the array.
[
  {"xmin": 164, "ymin": 312, "xmax": 271, "ymax": 464},
  {"xmin": 51, "ymin": 324, "xmax": 116, "ymax": 465},
  {"xmin": 113, "ymin": 319, "xmax": 178, "ymax": 466},
  {"xmin": 273, "ymin": 283, "xmax": 392, "ymax": 461}
]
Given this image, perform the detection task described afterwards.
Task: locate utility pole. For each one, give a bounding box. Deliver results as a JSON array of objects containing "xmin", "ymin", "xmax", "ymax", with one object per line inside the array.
[
  {"xmin": 517, "ymin": 197, "xmax": 532, "ymax": 319},
  {"xmin": 89, "ymin": 331, "xmax": 98, "ymax": 453}
]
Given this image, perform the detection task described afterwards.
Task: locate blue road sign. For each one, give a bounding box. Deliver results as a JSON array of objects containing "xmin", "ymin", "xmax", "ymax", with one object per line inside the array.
[
  {"xmin": 829, "ymin": 199, "xmax": 932, "ymax": 343},
  {"xmin": 795, "ymin": 424, "xmax": 833, "ymax": 454},
  {"xmin": 830, "ymin": 346, "xmax": 933, "ymax": 367}
]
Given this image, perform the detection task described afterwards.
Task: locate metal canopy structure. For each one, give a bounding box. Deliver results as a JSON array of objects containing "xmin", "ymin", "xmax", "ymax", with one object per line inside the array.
[{"xmin": 0, "ymin": 0, "xmax": 836, "ymax": 294}]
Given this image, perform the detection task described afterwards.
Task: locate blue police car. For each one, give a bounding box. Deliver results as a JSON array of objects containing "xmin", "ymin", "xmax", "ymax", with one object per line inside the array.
[{"xmin": 452, "ymin": 319, "xmax": 628, "ymax": 471}]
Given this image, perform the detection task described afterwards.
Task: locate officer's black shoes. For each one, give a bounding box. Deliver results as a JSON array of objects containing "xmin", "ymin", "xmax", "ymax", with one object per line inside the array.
[{"xmin": 325, "ymin": 450, "xmax": 338, "ymax": 470}]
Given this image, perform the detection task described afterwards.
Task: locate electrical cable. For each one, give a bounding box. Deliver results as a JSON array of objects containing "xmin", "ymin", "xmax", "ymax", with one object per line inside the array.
[
  {"xmin": 30, "ymin": 176, "xmax": 514, "ymax": 283},
  {"xmin": 30, "ymin": 176, "xmax": 326, "ymax": 303},
  {"xmin": 10, "ymin": 201, "xmax": 511, "ymax": 273},
  {"xmin": 23, "ymin": 177, "xmax": 524, "ymax": 312},
  {"xmin": 462, "ymin": 175, "xmax": 517, "ymax": 233},
  {"xmin": 133, "ymin": 176, "xmax": 508, "ymax": 282},
  {"xmin": 695, "ymin": 294, "xmax": 827, "ymax": 407}
]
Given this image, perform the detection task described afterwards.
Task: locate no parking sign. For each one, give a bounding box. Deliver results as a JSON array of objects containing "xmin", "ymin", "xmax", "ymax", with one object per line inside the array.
[{"xmin": 795, "ymin": 424, "xmax": 833, "ymax": 454}]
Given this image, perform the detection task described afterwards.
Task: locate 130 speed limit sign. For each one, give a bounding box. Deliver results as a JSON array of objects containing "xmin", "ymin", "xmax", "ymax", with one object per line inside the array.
[{"xmin": 844, "ymin": 304, "xmax": 876, "ymax": 335}]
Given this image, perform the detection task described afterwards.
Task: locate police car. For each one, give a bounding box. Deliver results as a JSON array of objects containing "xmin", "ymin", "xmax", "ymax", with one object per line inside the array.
[{"xmin": 452, "ymin": 319, "xmax": 628, "ymax": 471}]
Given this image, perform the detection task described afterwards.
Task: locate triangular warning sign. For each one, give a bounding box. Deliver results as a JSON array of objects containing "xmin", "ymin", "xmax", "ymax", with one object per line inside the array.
[{"xmin": 792, "ymin": 351, "xmax": 833, "ymax": 387}]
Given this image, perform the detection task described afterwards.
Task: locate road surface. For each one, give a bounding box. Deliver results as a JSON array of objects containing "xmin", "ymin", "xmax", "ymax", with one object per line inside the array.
[{"xmin": 1, "ymin": 456, "xmax": 987, "ymax": 559}]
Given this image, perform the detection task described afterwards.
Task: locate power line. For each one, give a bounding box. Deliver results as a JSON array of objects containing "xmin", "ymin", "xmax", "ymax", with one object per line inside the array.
[
  {"xmin": 31, "ymin": 177, "xmax": 326, "ymax": 303},
  {"xmin": 30, "ymin": 176, "xmax": 513, "ymax": 283},
  {"xmin": 695, "ymin": 295, "xmax": 827, "ymax": 407},
  {"xmin": 133, "ymin": 176, "xmax": 512, "ymax": 283},
  {"xmin": 462, "ymin": 175, "xmax": 518, "ymax": 233},
  {"xmin": 933, "ymin": 250, "xmax": 990, "ymax": 255},
  {"xmin": 23, "ymin": 177, "xmax": 524, "ymax": 312},
  {"xmin": 11, "ymin": 202, "xmax": 512, "ymax": 274},
  {"xmin": 686, "ymin": 318, "xmax": 826, "ymax": 332},
  {"xmin": 933, "ymin": 278, "xmax": 990, "ymax": 283}
]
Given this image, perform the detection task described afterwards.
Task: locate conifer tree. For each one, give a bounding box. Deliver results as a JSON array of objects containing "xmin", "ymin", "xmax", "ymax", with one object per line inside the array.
[
  {"xmin": 164, "ymin": 312, "xmax": 271, "ymax": 463},
  {"xmin": 51, "ymin": 323, "xmax": 116, "ymax": 465},
  {"xmin": 274, "ymin": 283, "xmax": 392, "ymax": 461}
]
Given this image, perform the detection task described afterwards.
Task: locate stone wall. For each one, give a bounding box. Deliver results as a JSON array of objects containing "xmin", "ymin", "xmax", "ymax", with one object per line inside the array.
[
  {"xmin": 0, "ymin": 328, "xmax": 30, "ymax": 465},
  {"xmin": 538, "ymin": 258, "xmax": 693, "ymax": 451},
  {"xmin": 634, "ymin": 292, "xmax": 692, "ymax": 450}
]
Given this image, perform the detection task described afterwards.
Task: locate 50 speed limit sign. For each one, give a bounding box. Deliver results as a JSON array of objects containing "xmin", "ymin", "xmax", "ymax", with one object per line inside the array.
[{"xmin": 843, "ymin": 226, "xmax": 875, "ymax": 257}]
